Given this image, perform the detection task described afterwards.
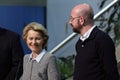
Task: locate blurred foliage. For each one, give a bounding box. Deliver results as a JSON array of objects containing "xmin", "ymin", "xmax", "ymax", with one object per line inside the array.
[
  {"xmin": 57, "ymin": 55, "xmax": 75, "ymax": 80},
  {"xmin": 97, "ymin": 0, "xmax": 120, "ymax": 45}
]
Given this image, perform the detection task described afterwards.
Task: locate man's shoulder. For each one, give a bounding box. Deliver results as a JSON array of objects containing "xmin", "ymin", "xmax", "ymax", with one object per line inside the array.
[
  {"xmin": 94, "ymin": 27, "xmax": 110, "ymax": 38},
  {"xmin": 0, "ymin": 27, "xmax": 19, "ymax": 37},
  {"xmin": 94, "ymin": 27, "xmax": 114, "ymax": 44},
  {"xmin": 4, "ymin": 28, "xmax": 19, "ymax": 35}
]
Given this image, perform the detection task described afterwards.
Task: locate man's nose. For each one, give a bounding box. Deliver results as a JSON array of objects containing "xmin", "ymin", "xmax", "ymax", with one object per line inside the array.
[{"xmin": 68, "ymin": 20, "xmax": 72, "ymax": 25}]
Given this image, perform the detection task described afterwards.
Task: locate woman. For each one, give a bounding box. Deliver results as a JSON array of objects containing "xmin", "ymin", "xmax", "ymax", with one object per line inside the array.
[{"xmin": 21, "ymin": 22, "xmax": 60, "ymax": 80}]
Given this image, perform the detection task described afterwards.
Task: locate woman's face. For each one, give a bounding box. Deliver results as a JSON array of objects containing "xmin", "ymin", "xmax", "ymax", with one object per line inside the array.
[{"xmin": 26, "ymin": 30, "xmax": 44, "ymax": 53}]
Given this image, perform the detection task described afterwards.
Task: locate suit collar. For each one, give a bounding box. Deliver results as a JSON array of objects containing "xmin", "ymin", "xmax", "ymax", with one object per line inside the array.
[
  {"xmin": 80, "ymin": 25, "xmax": 96, "ymax": 41},
  {"xmin": 84, "ymin": 26, "xmax": 99, "ymax": 41},
  {"xmin": 29, "ymin": 49, "xmax": 46, "ymax": 63}
]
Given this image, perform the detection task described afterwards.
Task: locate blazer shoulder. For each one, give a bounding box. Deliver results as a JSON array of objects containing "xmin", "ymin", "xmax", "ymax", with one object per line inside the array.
[
  {"xmin": 24, "ymin": 54, "xmax": 30, "ymax": 59},
  {"xmin": 41, "ymin": 53, "xmax": 56, "ymax": 62},
  {"xmin": 44, "ymin": 53, "xmax": 55, "ymax": 58},
  {"xmin": 23, "ymin": 54, "xmax": 30, "ymax": 63}
]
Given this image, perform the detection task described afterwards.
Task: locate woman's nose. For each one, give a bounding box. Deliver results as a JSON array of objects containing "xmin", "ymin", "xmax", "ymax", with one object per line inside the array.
[{"xmin": 32, "ymin": 39, "xmax": 36, "ymax": 43}]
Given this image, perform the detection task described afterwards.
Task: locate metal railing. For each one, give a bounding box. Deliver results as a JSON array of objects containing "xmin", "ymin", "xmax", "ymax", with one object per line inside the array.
[{"xmin": 49, "ymin": 0, "xmax": 119, "ymax": 54}]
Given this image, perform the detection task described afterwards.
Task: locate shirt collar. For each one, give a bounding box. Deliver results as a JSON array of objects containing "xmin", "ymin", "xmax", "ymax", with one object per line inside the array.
[
  {"xmin": 80, "ymin": 25, "xmax": 96, "ymax": 41},
  {"xmin": 29, "ymin": 49, "xmax": 46, "ymax": 63}
]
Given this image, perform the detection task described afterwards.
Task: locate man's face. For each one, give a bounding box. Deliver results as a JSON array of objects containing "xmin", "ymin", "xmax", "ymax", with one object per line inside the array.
[{"xmin": 69, "ymin": 10, "xmax": 82, "ymax": 33}]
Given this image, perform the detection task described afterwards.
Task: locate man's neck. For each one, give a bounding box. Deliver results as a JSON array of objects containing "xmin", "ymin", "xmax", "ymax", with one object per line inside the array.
[{"xmin": 80, "ymin": 25, "xmax": 93, "ymax": 36}]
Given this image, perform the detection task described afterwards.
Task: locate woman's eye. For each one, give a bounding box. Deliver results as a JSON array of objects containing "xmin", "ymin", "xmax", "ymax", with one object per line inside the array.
[{"xmin": 29, "ymin": 37, "xmax": 33, "ymax": 40}]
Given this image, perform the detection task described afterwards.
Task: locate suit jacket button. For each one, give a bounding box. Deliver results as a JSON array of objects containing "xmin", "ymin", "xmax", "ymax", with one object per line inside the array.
[{"xmin": 82, "ymin": 45, "xmax": 84, "ymax": 47}]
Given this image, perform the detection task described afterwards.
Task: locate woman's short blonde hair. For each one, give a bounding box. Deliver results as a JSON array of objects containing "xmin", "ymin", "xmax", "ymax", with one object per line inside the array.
[{"xmin": 22, "ymin": 22, "xmax": 49, "ymax": 48}]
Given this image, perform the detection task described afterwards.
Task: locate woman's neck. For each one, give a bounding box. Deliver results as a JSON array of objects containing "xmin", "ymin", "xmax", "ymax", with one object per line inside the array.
[{"xmin": 32, "ymin": 49, "xmax": 42, "ymax": 58}]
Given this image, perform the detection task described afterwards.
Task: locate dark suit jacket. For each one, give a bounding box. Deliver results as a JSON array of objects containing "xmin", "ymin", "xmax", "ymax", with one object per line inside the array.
[
  {"xmin": 0, "ymin": 27, "xmax": 24, "ymax": 80},
  {"xmin": 74, "ymin": 27, "xmax": 119, "ymax": 80}
]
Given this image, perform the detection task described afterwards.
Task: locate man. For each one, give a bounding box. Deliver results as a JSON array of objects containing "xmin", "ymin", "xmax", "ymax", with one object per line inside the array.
[
  {"xmin": 69, "ymin": 3, "xmax": 119, "ymax": 80},
  {"xmin": 0, "ymin": 27, "xmax": 24, "ymax": 80}
]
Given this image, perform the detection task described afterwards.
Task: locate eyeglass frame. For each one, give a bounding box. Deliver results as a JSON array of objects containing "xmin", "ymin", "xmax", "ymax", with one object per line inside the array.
[{"xmin": 69, "ymin": 16, "xmax": 81, "ymax": 22}]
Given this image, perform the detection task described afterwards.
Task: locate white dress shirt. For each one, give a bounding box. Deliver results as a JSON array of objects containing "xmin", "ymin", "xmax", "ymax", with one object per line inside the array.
[
  {"xmin": 29, "ymin": 49, "xmax": 46, "ymax": 63},
  {"xmin": 80, "ymin": 25, "xmax": 96, "ymax": 41}
]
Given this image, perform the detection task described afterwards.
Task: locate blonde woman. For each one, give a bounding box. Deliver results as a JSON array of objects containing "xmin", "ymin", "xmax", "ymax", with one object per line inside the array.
[{"xmin": 21, "ymin": 22, "xmax": 60, "ymax": 80}]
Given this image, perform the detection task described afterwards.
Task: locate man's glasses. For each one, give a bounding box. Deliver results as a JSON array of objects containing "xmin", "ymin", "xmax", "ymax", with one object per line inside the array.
[{"xmin": 69, "ymin": 16, "xmax": 81, "ymax": 22}]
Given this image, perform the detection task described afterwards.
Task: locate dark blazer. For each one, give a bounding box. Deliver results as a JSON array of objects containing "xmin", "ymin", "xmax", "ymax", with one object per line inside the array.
[
  {"xmin": 0, "ymin": 27, "xmax": 24, "ymax": 80},
  {"xmin": 74, "ymin": 27, "xmax": 119, "ymax": 80}
]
